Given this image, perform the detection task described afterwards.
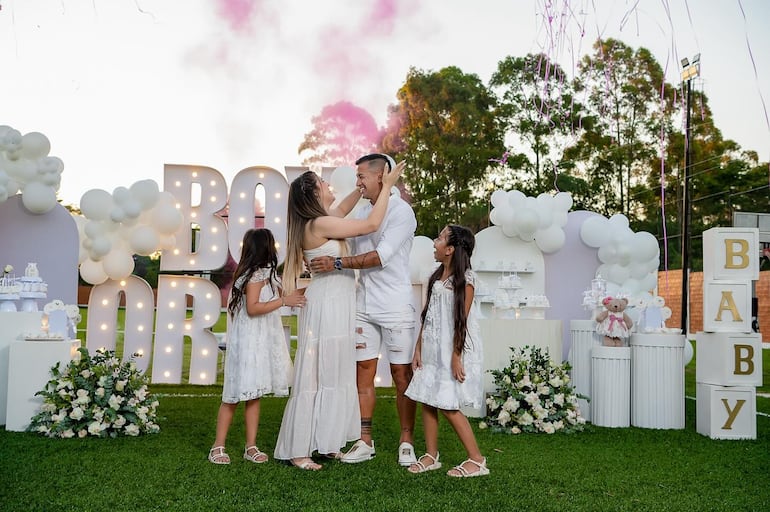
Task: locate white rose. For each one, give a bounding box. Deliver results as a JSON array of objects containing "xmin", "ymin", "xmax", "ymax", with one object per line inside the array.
[
  {"xmin": 503, "ymin": 397, "xmax": 519, "ymax": 413},
  {"xmin": 61, "ymin": 429, "xmax": 75, "ymax": 438},
  {"xmin": 69, "ymin": 407, "xmax": 84, "ymax": 420},
  {"xmin": 78, "ymin": 429, "xmax": 87, "ymax": 438},
  {"xmin": 553, "ymin": 420, "xmax": 564, "ymax": 431},
  {"xmin": 518, "ymin": 411, "xmax": 534, "ymax": 426},
  {"xmin": 4, "ymin": 264, "xmax": 13, "ymax": 273},
  {"xmin": 87, "ymin": 421, "xmax": 103, "ymax": 436},
  {"xmin": 543, "ymin": 422, "xmax": 555, "ymax": 434},
  {"xmin": 95, "ymin": 387, "xmax": 105, "ymax": 398},
  {"xmin": 478, "ymin": 421, "xmax": 488, "ymax": 430},
  {"xmin": 549, "ymin": 376, "xmax": 563, "ymax": 388},
  {"xmin": 511, "ymin": 426, "xmax": 521, "ymax": 434},
  {"xmin": 497, "ymin": 410, "xmax": 511, "ymax": 426},
  {"xmin": 525, "ymin": 392, "xmax": 539, "ymax": 406},
  {"xmin": 503, "ymin": 375, "xmax": 512, "ymax": 385},
  {"xmin": 125, "ymin": 424, "xmax": 140, "ymax": 436},
  {"xmin": 108, "ymin": 394, "xmax": 123, "ymax": 410},
  {"xmin": 135, "ymin": 387, "xmax": 148, "ymax": 401},
  {"xmin": 115, "ymin": 380, "xmax": 126, "ymax": 392},
  {"xmin": 80, "ymin": 369, "xmax": 91, "ymax": 379},
  {"xmin": 114, "ymin": 415, "xmax": 126, "ymax": 427},
  {"xmin": 554, "ymin": 393, "xmax": 565, "ymax": 406}
]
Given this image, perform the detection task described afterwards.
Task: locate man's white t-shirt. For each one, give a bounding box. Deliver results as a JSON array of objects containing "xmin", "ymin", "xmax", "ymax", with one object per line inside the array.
[{"xmin": 351, "ymin": 192, "xmax": 416, "ymax": 315}]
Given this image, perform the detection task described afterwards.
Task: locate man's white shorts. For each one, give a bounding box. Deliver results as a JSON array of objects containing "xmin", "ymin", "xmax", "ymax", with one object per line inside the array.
[{"xmin": 355, "ymin": 305, "xmax": 417, "ymax": 365}]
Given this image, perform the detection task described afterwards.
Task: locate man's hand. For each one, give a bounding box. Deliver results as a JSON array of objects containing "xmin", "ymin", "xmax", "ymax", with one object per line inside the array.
[{"xmin": 308, "ymin": 256, "xmax": 334, "ymax": 274}]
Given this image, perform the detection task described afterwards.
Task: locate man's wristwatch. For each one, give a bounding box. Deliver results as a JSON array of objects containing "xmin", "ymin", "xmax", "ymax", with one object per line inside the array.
[{"xmin": 333, "ymin": 257, "xmax": 343, "ymax": 271}]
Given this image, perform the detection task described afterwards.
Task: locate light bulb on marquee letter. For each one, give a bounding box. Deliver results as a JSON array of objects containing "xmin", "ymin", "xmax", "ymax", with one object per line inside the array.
[
  {"xmin": 85, "ymin": 276, "xmax": 155, "ymax": 373},
  {"xmin": 161, "ymin": 164, "xmax": 228, "ymax": 271},
  {"xmin": 229, "ymin": 166, "xmax": 289, "ymax": 264},
  {"xmin": 152, "ymin": 275, "xmax": 220, "ymax": 384}
]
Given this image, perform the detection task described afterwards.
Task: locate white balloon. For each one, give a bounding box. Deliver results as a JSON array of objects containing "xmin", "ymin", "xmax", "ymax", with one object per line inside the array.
[
  {"xmin": 110, "ymin": 207, "xmax": 126, "ymax": 223},
  {"xmin": 37, "ymin": 156, "xmax": 64, "ymax": 174},
  {"xmin": 130, "ymin": 179, "xmax": 160, "ymax": 210},
  {"xmin": 608, "ymin": 213, "xmax": 629, "ymax": 230},
  {"xmin": 501, "ymin": 222, "xmax": 519, "ymax": 238},
  {"xmin": 534, "ymin": 225, "xmax": 565, "ymax": 253},
  {"xmin": 90, "ymin": 236, "xmax": 112, "ymax": 260},
  {"xmin": 151, "ymin": 202, "xmax": 184, "ymax": 235},
  {"xmin": 579, "ymin": 216, "xmax": 609, "ymax": 247},
  {"xmin": 609, "ymin": 264, "xmax": 630, "ymax": 284},
  {"xmin": 130, "ymin": 226, "xmax": 160, "ymax": 256},
  {"xmin": 158, "ymin": 234, "xmax": 176, "ymax": 250},
  {"xmin": 661, "ymin": 306, "xmax": 672, "ymax": 320},
  {"xmin": 514, "ymin": 208, "xmax": 539, "ymax": 237},
  {"xmin": 102, "ymin": 249, "xmax": 135, "ymax": 280},
  {"xmin": 409, "ymin": 236, "xmax": 434, "ymax": 283},
  {"xmin": 113, "ymin": 186, "xmax": 132, "ymax": 206},
  {"xmin": 5, "ymin": 158, "xmax": 37, "ymax": 182},
  {"xmin": 490, "ymin": 189, "xmax": 507, "ymax": 208},
  {"xmin": 84, "ymin": 220, "xmax": 107, "ymax": 239},
  {"xmin": 496, "ymin": 205, "xmax": 515, "ymax": 227},
  {"xmin": 80, "ymin": 189, "xmax": 114, "ymax": 221},
  {"xmin": 19, "ymin": 132, "xmax": 50, "ymax": 159},
  {"xmin": 554, "ymin": 191, "xmax": 573, "ymax": 211},
  {"xmin": 597, "ymin": 245, "xmax": 617, "ymax": 264},
  {"xmin": 21, "ymin": 181, "xmax": 57, "ymax": 214},
  {"xmin": 489, "ymin": 207, "xmax": 501, "ymax": 226},
  {"xmin": 0, "ymin": 169, "xmax": 8, "ymax": 186},
  {"xmin": 552, "ymin": 210, "xmax": 568, "ymax": 227},
  {"xmin": 122, "ymin": 199, "xmax": 142, "ymax": 219},
  {"xmin": 0, "ymin": 186, "xmax": 8, "ymax": 203},
  {"xmin": 80, "ymin": 259, "xmax": 108, "ymax": 285},
  {"xmin": 507, "ymin": 190, "xmax": 527, "ymax": 209},
  {"xmin": 640, "ymin": 272, "xmax": 658, "ymax": 292},
  {"xmin": 683, "ymin": 339, "xmax": 694, "ymax": 366},
  {"xmin": 632, "ymin": 231, "xmax": 660, "ymax": 262}
]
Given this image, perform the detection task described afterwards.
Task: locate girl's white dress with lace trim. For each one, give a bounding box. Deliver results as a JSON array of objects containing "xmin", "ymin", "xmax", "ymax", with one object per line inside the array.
[
  {"xmin": 406, "ymin": 269, "xmax": 484, "ymax": 410},
  {"xmin": 221, "ymin": 268, "xmax": 293, "ymax": 403},
  {"xmin": 274, "ymin": 240, "xmax": 361, "ymax": 459}
]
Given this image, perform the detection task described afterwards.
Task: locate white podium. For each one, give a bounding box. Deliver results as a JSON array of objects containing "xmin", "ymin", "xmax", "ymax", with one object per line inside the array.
[
  {"xmin": 591, "ymin": 346, "xmax": 631, "ymax": 427},
  {"xmin": 5, "ymin": 339, "xmax": 80, "ymax": 432},
  {"xmin": 568, "ymin": 319, "xmax": 599, "ymax": 422},
  {"xmin": 473, "ymin": 318, "xmax": 562, "ymax": 418},
  {"xmin": 631, "ymin": 333, "xmax": 685, "ymax": 429},
  {"xmin": 0, "ymin": 311, "xmax": 44, "ymax": 425}
]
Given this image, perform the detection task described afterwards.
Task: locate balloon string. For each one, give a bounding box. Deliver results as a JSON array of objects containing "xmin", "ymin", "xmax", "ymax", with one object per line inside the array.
[{"xmin": 659, "ymin": 54, "xmax": 670, "ymax": 295}]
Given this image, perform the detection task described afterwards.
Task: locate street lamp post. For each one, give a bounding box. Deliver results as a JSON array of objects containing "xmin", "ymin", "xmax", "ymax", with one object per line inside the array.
[{"xmin": 680, "ymin": 54, "xmax": 700, "ymax": 335}]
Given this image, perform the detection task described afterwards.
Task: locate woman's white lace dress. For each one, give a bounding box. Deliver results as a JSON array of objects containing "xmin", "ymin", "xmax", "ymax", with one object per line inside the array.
[
  {"xmin": 406, "ymin": 269, "xmax": 484, "ymax": 410},
  {"xmin": 221, "ymin": 268, "xmax": 293, "ymax": 403},
  {"xmin": 274, "ymin": 240, "xmax": 360, "ymax": 459}
]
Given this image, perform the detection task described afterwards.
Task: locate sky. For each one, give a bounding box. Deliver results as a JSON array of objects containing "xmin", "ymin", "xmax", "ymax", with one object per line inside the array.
[{"xmin": 2, "ymin": 0, "xmax": 769, "ymax": 207}]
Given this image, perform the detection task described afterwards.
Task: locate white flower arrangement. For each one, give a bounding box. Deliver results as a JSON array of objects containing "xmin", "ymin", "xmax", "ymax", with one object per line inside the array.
[
  {"xmin": 27, "ymin": 347, "xmax": 160, "ymax": 438},
  {"xmin": 3, "ymin": 264, "xmax": 13, "ymax": 274},
  {"xmin": 480, "ymin": 346, "xmax": 586, "ymax": 434}
]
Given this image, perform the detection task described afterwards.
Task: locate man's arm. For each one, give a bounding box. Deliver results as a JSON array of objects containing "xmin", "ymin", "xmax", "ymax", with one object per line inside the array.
[{"xmin": 307, "ymin": 251, "xmax": 382, "ymax": 273}]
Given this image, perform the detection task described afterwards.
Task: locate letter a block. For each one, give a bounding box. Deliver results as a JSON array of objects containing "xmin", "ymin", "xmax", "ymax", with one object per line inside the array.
[
  {"xmin": 702, "ymin": 227, "xmax": 759, "ymax": 281},
  {"xmin": 703, "ymin": 281, "xmax": 752, "ymax": 332},
  {"xmin": 695, "ymin": 332, "xmax": 763, "ymax": 387},
  {"xmin": 696, "ymin": 383, "xmax": 756, "ymax": 439}
]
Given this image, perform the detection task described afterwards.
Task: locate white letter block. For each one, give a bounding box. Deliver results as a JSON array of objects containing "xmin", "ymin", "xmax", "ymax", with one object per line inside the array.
[
  {"xmin": 702, "ymin": 280, "xmax": 752, "ymax": 333},
  {"xmin": 696, "ymin": 383, "xmax": 756, "ymax": 440},
  {"xmin": 695, "ymin": 332, "xmax": 763, "ymax": 387},
  {"xmin": 703, "ymin": 227, "xmax": 759, "ymax": 281}
]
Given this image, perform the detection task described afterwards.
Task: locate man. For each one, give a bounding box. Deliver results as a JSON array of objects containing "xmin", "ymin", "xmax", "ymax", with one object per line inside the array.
[{"xmin": 308, "ymin": 153, "xmax": 418, "ymax": 467}]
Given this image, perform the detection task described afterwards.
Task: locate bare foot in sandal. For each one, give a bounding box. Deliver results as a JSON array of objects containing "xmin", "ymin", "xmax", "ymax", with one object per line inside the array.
[
  {"xmin": 408, "ymin": 453, "xmax": 442, "ymax": 474},
  {"xmin": 291, "ymin": 457, "xmax": 322, "ymax": 471},
  {"xmin": 208, "ymin": 446, "xmax": 230, "ymax": 465},
  {"xmin": 243, "ymin": 446, "xmax": 268, "ymax": 464},
  {"xmin": 447, "ymin": 457, "xmax": 489, "ymax": 477}
]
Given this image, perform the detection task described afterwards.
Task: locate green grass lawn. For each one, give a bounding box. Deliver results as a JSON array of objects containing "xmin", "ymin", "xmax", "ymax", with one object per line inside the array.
[{"xmin": 1, "ymin": 315, "xmax": 768, "ymax": 511}]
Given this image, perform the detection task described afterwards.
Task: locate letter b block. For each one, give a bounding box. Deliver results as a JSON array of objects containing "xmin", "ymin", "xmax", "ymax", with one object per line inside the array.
[
  {"xmin": 696, "ymin": 332, "xmax": 762, "ymax": 386},
  {"xmin": 696, "ymin": 383, "xmax": 756, "ymax": 439},
  {"xmin": 703, "ymin": 227, "xmax": 759, "ymax": 281}
]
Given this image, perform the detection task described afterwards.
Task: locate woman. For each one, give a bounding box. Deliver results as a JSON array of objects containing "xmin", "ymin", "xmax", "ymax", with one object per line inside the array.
[{"xmin": 274, "ymin": 161, "xmax": 404, "ymax": 470}]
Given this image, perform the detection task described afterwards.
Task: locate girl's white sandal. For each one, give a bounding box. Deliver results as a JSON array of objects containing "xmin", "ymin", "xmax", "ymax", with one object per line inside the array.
[
  {"xmin": 447, "ymin": 457, "xmax": 489, "ymax": 477},
  {"xmin": 208, "ymin": 446, "xmax": 231, "ymax": 465},
  {"xmin": 243, "ymin": 446, "xmax": 268, "ymax": 464},
  {"xmin": 407, "ymin": 452, "xmax": 442, "ymax": 474}
]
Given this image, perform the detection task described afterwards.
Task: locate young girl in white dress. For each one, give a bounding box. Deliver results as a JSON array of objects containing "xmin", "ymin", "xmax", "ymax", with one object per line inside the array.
[
  {"xmin": 405, "ymin": 225, "xmax": 488, "ymax": 477},
  {"xmin": 208, "ymin": 228, "xmax": 306, "ymax": 465}
]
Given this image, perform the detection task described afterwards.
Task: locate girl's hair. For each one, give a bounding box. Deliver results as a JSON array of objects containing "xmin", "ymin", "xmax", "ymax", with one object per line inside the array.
[
  {"xmin": 283, "ymin": 171, "xmax": 328, "ymax": 293},
  {"xmin": 228, "ymin": 228, "xmax": 277, "ymax": 318},
  {"xmin": 421, "ymin": 225, "xmax": 476, "ymax": 354}
]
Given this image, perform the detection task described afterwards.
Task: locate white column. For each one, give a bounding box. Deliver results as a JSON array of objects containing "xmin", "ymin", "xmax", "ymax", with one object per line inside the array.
[
  {"xmin": 569, "ymin": 319, "xmax": 598, "ymax": 422},
  {"xmin": 591, "ymin": 346, "xmax": 631, "ymax": 428},
  {"xmin": 631, "ymin": 333, "xmax": 685, "ymax": 429}
]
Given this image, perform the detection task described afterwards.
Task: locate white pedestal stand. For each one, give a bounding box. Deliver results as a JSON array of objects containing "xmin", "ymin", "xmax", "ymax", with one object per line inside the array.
[
  {"xmin": 5, "ymin": 339, "xmax": 80, "ymax": 432},
  {"xmin": 591, "ymin": 346, "xmax": 631, "ymax": 427},
  {"xmin": 568, "ymin": 319, "xmax": 599, "ymax": 422},
  {"xmin": 0, "ymin": 311, "xmax": 43, "ymax": 425},
  {"xmin": 631, "ymin": 333, "xmax": 685, "ymax": 429}
]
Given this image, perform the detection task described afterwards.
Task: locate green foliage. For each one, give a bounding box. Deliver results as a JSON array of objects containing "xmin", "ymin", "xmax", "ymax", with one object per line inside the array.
[
  {"xmin": 482, "ymin": 346, "xmax": 586, "ymax": 434},
  {"xmin": 383, "ymin": 66, "xmax": 505, "ymax": 237},
  {"xmin": 27, "ymin": 347, "xmax": 160, "ymax": 438}
]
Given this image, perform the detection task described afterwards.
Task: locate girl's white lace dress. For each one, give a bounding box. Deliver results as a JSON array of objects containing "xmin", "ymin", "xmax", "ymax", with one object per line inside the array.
[
  {"xmin": 274, "ymin": 240, "xmax": 361, "ymax": 459},
  {"xmin": 406, "ymin": 269, "xmax": 484, "ymax": 410},
  {"xmin": 221, "ymin": 268, "xmax": 293, "ymax": 403}
]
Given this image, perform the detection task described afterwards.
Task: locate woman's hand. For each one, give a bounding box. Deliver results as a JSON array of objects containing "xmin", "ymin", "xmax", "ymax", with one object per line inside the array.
[
  {"xmin": 381, "ymin": 160, "xmax": 405, "ymax": 188},
  {"xmin": 411, "ymin": 339, "xmax": 423, "ymax": 371},
  {"xmin": 451, "ymin": 352, "xmax": 465, "ymax": 383},
  {"xmin": 282, "ymin": 288, "xmax": 307, "ymax": 308}
]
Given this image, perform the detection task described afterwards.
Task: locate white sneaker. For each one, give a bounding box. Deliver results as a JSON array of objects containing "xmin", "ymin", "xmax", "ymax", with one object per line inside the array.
[
  {"xmin": 398, "ymin": 442, "xmax": 417, "ymax": 467},
  {"xmin": 340, "ymin": 440, "xmax": 376, "ymax": 464}
]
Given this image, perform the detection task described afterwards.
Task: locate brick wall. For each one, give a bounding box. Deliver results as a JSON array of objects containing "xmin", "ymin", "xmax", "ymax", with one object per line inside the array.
[{"xmin": 658, "ymin": 270, "xmax": 768, "ymax": 341}]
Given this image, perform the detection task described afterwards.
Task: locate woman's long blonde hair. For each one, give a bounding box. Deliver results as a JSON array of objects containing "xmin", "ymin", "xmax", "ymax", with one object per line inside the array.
[{"xmin": 283, "ymin": 171, "xmax": 328, "ymax": 293}]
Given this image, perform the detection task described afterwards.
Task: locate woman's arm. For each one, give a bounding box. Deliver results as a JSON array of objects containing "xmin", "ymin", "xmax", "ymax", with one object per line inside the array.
[
  {"xmin": 327, "ymin": 188, "xmax": 362, "ymax": 218},
  {"xmin": 311, "ymin": 161, "xmax": 405, "ymax": 240},
  {"xmin": 244, "ymin": 280, "xmax": 305, "ymax": 316}
]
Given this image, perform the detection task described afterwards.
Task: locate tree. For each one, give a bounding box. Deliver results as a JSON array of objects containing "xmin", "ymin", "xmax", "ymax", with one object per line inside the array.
[
  {"xmin": 489, "ymin": 53, "xmax": 586, "ymax": 194},
  {"xmin": 382, "ymin": 66, "xmax": 505, "ymax": 237},
  {"xmin": 567, "ymin": 39, "xmax": 671, "ymax": 216},
  {"xmin": 297, "ymin": 101, "xmax": 381, "ymax": 166}
]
